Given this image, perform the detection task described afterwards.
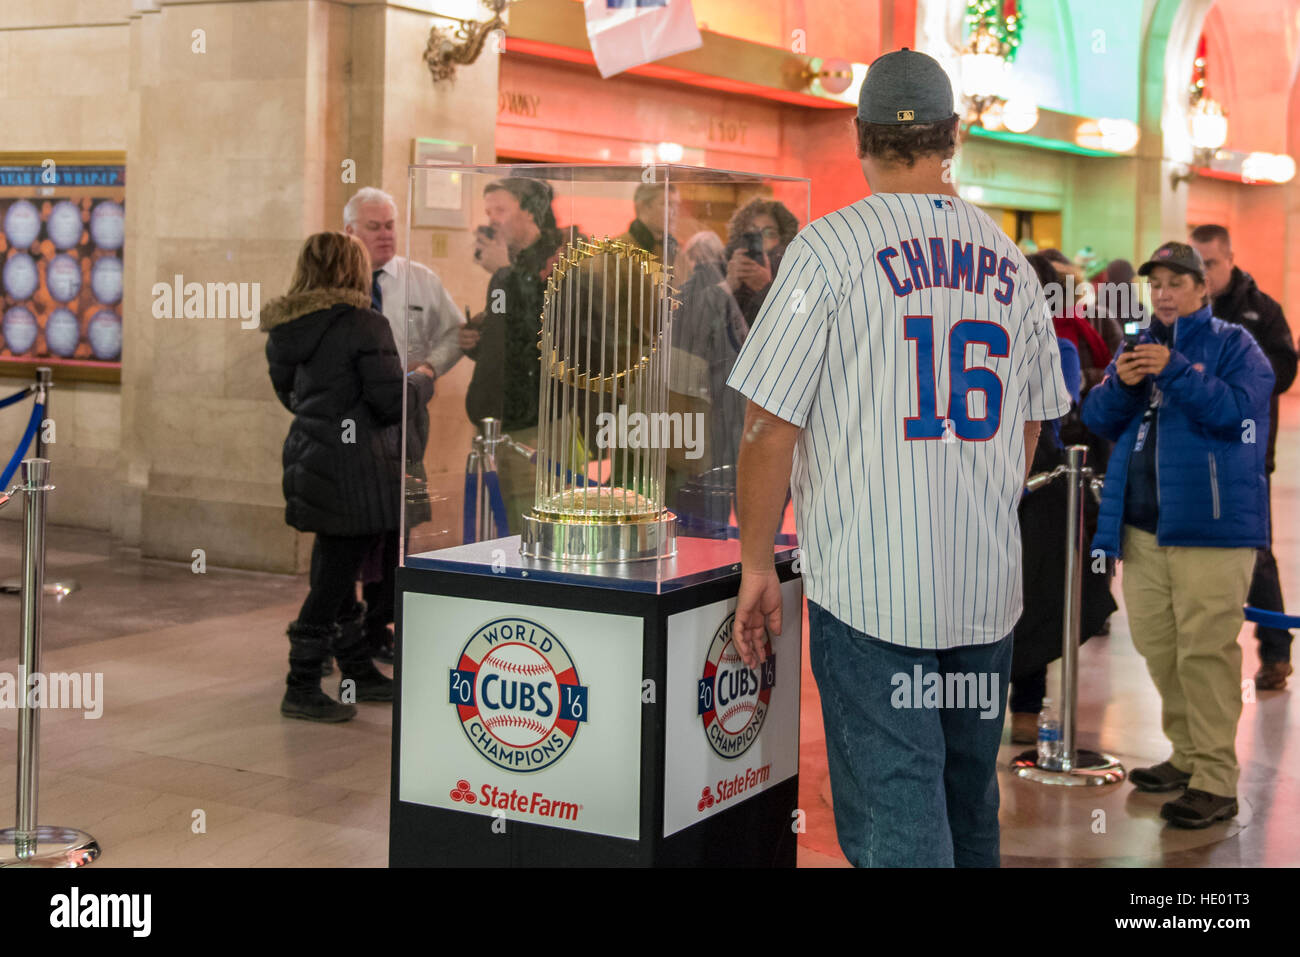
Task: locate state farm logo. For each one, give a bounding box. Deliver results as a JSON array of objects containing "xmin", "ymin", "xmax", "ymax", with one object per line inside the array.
[
  {"xmin": 698, "ymin": 613, "xmax": 775, "ymax": 759},
  {"xmin": 449, "ymin": 617, "xmax": 589, "ymax": 773},
  {"xmin": 449, "ymin": 778, "xmax": 581, "ymax": 822},
  {"xmin": 696, "ymin": 766, "xmax": 772, "ymax": 814}
]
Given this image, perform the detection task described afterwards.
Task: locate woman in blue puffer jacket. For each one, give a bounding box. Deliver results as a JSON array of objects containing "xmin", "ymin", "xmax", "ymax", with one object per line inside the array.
[{"xmin": 1082, "ymin": 241, "xmax": 1273, "ymax": 829}]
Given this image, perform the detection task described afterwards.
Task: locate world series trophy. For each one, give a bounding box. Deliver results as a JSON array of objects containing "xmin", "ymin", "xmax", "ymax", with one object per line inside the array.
[{"xmin": 521, "ymin": 237, "xmax": 679, "ymax": 562}]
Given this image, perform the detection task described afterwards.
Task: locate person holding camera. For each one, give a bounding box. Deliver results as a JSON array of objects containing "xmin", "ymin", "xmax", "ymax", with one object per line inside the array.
[
  {"xmin": 461, "ymin": 178, "xmax": 567, "ymax": 533},
  {"xmin": 1082, "ymin": 241, "xmax": 1274, "ymax": 827},
  {"xmin": 721, "ymin": 198, "xmax": 800, "ymax": 328}
]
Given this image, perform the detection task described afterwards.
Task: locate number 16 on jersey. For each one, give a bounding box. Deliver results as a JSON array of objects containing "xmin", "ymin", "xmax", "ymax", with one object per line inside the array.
[{"xmin": 903, "ymin": 315, "xmax": 1010, "ymax": 442}]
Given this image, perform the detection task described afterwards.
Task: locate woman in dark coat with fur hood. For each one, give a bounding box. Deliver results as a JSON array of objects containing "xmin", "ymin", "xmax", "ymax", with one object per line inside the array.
[{"xmin": 262, "ymin": 232, "xmax": 433, "ymax": 722}]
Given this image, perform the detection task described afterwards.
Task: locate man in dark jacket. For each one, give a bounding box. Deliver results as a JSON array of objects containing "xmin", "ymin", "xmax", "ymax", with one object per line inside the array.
[
  {"xmin": 618, "ymin": 182, "xmax": 680, "ymax": 270},
  {"xmin": 460, "ymin": 178, "xmax": 568, "ymax": 534},
  {"xmin": 1191, "ymin": 224, "xmax": 1298, "ymax": 689}
]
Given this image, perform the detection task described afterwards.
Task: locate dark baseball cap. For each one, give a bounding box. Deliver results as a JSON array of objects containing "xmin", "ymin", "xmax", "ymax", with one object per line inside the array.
[
  {"xmin": 1137, "ymin": 242, "xmax": 1205, "ymax": 280},
  {"xmin": 857, "ymin": 47, "xmax": 957, "ymax": 126}
]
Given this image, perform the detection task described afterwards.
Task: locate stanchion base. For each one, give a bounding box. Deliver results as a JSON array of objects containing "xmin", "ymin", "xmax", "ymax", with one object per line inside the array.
[
  {"xmin": 0, "ymin": 826, "xmax": 100, "ymax": 867},
  {"xmin": 0, "ymin": 579, "xmax": 79, "ymax": 597},
  {"xmin": 1009, "ymin": 748, "xmax": 1126, "ymax": 786}
]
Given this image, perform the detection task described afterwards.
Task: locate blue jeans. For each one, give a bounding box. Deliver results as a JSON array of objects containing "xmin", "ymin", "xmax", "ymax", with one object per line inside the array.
[{"xmin": 808, "ymin": 602, "xmax": 1012, "ymax": 867}]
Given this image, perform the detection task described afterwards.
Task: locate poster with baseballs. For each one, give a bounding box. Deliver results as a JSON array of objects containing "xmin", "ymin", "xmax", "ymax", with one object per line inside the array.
[
  {"xmin": 662, "ymin": 580, "xmax": 802, "ymax": 837},
  {"xmin": 400, "ymin": 592, "xmax": 644, "ymax": 840},
  {"xmin": 0, "ymin": 156, "xmax": 125, "ymax": 380}
]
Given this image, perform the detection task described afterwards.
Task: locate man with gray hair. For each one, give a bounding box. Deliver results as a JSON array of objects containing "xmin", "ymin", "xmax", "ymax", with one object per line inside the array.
[
  {"xmin": 343, "ymin": 186, "xmax": 464, "ymax": 661},
  {"xmin": 344, "ymin": 186, "xmax": 464, "ymax": 377}
]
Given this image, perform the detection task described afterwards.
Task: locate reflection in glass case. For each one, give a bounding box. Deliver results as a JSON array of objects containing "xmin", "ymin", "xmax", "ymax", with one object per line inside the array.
[{"xmin": 402, "ymin": 164, "xmax": 810, "ymax": 590}]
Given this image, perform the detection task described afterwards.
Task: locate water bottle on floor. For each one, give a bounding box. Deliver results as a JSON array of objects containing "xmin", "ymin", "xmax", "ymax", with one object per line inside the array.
[{"xmin": 1037, "ymin": 698, "xmax": 1062, "ymax": 770}]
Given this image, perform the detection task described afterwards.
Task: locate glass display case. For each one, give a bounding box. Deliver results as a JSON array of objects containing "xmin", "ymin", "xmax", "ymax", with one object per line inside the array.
[{"xmin": 400, "ymin": 163, "xmax": 810, "ymax": 592}]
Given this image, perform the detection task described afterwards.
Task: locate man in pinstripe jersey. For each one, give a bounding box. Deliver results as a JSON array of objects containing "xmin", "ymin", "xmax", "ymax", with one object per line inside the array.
[{"xmin": 727, "ymin": 49, "xmax": 1071, "ymax": 867}]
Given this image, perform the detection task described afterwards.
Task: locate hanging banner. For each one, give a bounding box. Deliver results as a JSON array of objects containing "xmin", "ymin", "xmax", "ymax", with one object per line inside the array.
[{"xmin": 583, "ymin": 0, "xmax": 703, "ymax": 79}]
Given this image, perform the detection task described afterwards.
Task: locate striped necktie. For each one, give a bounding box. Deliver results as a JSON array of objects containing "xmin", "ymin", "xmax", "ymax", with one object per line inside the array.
[{"xmin": 371, "ymin": 269, "xmax": 383, "ymax": 313}]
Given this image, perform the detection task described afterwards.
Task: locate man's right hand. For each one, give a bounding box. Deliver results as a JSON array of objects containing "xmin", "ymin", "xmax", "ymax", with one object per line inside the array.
[
  {"xmin": 474, "ymin": 228, "xmax": 510, "ymax": 273},
  {"xmin": 458, "ymin": 313, "xmax": 484, "ymax": 352},
  {"xmin": 733, "ymin": 566, "xmax": 782, "ymax": 669}
]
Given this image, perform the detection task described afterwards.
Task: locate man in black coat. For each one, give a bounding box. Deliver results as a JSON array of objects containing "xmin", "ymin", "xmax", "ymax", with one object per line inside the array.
[
  {"xmin": 460, "ymin": 178, "xmax": 568, "ymax": 534},
  {"xmin": 1191, "ymin": 224, "xmax": 1298, "ymax": 689}
]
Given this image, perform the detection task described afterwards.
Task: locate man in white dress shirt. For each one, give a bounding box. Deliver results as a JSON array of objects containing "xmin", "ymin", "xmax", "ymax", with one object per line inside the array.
[
  {"xmin": 344, "ymin": 186, "xmax": 464, "ymax": 378},
  {"xmin": 342, "ymin": 186, "xmax": 464, "ymax": 661}
]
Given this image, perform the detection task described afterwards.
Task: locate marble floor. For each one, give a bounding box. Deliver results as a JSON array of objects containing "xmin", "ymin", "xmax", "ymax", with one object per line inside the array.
[{"xmin": 0, "ymin": 392, "xmax": 1296, "ymax": 867}]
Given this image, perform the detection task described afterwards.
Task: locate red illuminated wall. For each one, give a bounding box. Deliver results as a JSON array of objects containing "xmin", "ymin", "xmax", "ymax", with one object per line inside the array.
[{"xmin": 1188, "ymin": 1, "xmax": 1300, "ymax": 302}]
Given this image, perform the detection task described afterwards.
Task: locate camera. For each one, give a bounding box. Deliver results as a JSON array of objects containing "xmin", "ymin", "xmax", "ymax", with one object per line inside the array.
[
  {"xmin": 741, "ymin": 230, "xmax": 767, "ymax": 265},
  {"xmin": 473, "ymin": 224, "xmax": 496, "ymax": 261},
  {"xmin": 1122, "ymin": 321, "xmax": 1144, "ymax": 352}
]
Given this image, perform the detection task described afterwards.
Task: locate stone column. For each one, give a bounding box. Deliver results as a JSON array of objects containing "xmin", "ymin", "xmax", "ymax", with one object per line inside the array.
[{"xmin": 120, "ymin": 0, "xmax": 498, "ymax": 571}]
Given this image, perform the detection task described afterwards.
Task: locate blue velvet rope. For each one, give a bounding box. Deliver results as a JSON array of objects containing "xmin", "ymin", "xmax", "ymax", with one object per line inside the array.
[
  {"xmin": 0, "ymin": 387, "xmax": 32, "ymax": 410},
  {"xmin": 462, "ymin": 467, "xmax": 509, "ymax": 543},
  {"xmin": 0, "ymin": 401, "xmax": 44, "ymax": 491},
  {"xmin": 462, "ymin": 472, "xmax": 477, "ymax": 543},
  {"xmin": 1244, "ymin": 607, "xmax": 1300, "ymax": 631},
  {"xmin": 482, "ymin": 470, "xmax": 509, "ymax": 538}
]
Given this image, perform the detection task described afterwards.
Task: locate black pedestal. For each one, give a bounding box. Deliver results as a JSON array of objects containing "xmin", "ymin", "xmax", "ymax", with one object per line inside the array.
[{"xmin": 390, "ymin": 537, "xmax": 802, "ymax": 867}]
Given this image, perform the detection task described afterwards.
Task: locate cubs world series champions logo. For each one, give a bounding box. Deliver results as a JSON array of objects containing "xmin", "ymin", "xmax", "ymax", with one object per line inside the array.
[
  {"xmin": 699, "ymin": 613, "xmax": 775, "ymax": 759},
  {"xmin": 449, "ymin": 617, "xmax": 589, "ymax": 773}
]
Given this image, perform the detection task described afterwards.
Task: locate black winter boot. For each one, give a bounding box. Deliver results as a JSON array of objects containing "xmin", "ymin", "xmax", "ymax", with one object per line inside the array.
[
  {"xmin": 281, "ymin": 622, "xmax": 357, "ymax": 722},
  {"xmin": 334, "ymin": 606, "xmax": 394, "ymax": 703}
]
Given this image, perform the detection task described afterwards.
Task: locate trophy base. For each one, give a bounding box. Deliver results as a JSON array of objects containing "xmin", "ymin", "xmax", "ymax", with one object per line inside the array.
[{"xmin": 521, "ymin": 511, "xmax": 676, "ymax": 563}]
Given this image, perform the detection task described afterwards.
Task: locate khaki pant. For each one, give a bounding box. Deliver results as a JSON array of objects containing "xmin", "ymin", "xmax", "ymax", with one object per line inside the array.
[
  {"xmin": 1120, "ymin": 526, "xmax": 1255, "ymax": 796},
  {"xmin": 495, "ymin": 426, "xmax": 539, "ymax": 537}
]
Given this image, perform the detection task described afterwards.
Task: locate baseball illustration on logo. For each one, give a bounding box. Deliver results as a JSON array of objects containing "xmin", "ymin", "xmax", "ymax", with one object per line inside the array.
[
  {"xmin": 449, "ymin": 617, "xmax": 588, "ymax": 773},
  {"xmin": 699, "ymin": 612, "xmax": 775, "ymax": 759}
]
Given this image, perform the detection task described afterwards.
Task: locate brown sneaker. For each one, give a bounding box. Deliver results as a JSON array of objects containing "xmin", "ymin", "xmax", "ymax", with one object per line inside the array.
[
  {"xmin": 1010, "ymin": 712, "xmax": 1037, "ymax": 745},
  {"xmin": 1254, "ymin": 661, "xmax": 1293, "ymax": 691}
]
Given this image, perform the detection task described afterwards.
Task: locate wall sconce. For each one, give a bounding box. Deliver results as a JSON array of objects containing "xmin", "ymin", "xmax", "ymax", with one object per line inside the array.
[
  {"xmin": 425, "ymin": 0, "xmax": 511, "ymax": 85},
  {"xmin": 802, "ymin": 57, "xmax": 855, "ymax": 95},
  {"xmin": 1170, "ymin": 97, "xmax": 1228, "ymax": 189}
]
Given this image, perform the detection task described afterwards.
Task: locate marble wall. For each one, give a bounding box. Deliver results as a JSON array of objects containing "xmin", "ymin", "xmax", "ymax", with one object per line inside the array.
[
  {"xmin": 0, "ymin": 1, "xmax": 131, "ymax": 530},
  {"xmin": 0, "ymin": 0, "xmax": 500, "ymax": 571}
]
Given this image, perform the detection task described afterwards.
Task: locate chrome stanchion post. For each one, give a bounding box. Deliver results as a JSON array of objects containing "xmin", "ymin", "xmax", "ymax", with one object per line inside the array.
[
  {"xmin": 1011, "ymin": 445, "xmax": 1125, "ymax": 787},
  {"xmin": 1, "ymin": 368, "xmax": 78, "ymax": 598},
  {"xmin": 478, "ymin": 418, "xmax": 501, "ymax": 540},
  {"xmin": 0, "ymin": 459, "xmax": 100, "ymax": 867},
  {"xmin": 1059, "ymin": 445, "xmax": 1085, "ymax": 771},
  {"xmin": 33, "ymin": 367, "xmax": 51, "ymax": 459}
]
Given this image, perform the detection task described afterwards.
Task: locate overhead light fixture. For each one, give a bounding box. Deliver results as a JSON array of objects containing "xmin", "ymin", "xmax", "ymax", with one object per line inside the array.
[
  {"xmin": 1242, "ymin": 152, "xmax": 1296, "ymax": 184},
  {"xmin": 959, "ymin": 28, "xmax": 1009, "ymax": 122},
  {"xmin": 1189, "ymin": 97, "xmax": 1228, "ymax": 153},
  {"xmin": 656, "ymin": 142, "xmax": 684, "ymax": 163},
  {"xmin": 1001, "ymin": 97, "xmax": 1039, "ymax": 133},
  {"xmin": 1172, "ymin": 97, "xmax": 1229, "ymax": 189},
  {"xmin": 1075, "ymin": 118, "xmax": 1139, "ymax": 153}
]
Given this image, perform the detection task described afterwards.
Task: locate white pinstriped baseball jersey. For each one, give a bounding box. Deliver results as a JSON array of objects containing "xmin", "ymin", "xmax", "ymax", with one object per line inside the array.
[{"xmin": 727, "ymin": 192, "xmax": 1071, "ymax": 649}]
